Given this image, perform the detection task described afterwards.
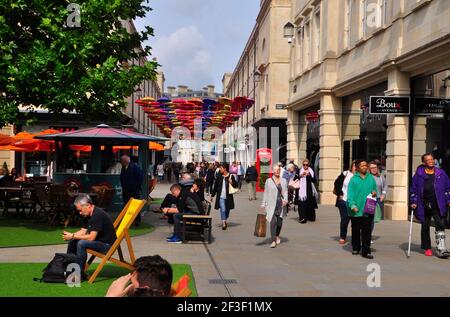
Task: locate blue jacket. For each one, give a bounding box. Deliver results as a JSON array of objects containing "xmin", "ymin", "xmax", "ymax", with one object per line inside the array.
[
  {"xmin": 120, "ymin": 162, "xmax": 143, "ymax": 193},
  {"xmin": 410, "ymin": 166, "xmax": 450, "ymax": 222}
]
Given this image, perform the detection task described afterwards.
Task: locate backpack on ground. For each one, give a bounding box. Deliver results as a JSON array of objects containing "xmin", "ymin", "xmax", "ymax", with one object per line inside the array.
[{"xmin": 34, "ymin": 253, "xmax": 79, "ymax": 283}]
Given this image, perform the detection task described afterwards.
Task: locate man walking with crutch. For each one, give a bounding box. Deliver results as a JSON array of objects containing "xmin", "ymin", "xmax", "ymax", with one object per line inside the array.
[{"xmin": 410, "ymin": 153, "xmax": 450, "ymax": 258}]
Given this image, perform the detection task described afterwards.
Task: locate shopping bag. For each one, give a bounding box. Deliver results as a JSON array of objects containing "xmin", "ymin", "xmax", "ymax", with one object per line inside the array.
[
  {"xmin": 363, "ymin": 195, "xmax": 377, "ymax": 215},
  {"xmin": 288, "ymin": 179, "xmax": 300, "ymax": 189},
  {"xmin": 254, "ymin": 214, "xmax": 267, "ymax": 238}
]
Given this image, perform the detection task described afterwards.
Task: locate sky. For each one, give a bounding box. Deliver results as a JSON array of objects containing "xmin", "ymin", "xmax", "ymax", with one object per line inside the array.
[{"xmin": 134, "ymin": 0, "xmax": 260, "ymax": 93}]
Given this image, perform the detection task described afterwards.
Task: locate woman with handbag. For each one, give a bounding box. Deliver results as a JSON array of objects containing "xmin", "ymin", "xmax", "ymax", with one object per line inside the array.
[
  {"xmin": 347, "ymin": 160, "xmax": 378, "ymax": 259},
  {"xmin": 369, "ymin": 161, "xmax": 387, "ymax": 244},
  {"xmin": 297, "ymin": 159, "xmax": 319, "ymax": 224},
  {"xmin": 333, "ymin": 161, "xmax": 356, "ymax": 245},
  {"xmin": 211, "ymin": 163, "xmax": 238, "ymax": 230},
  {"xmin": 261, "ymin": 165, "xmax": 288, "ymax": 248},
  {"xmin": 287, "ymin": 164, "xmax": 300, "ymax": 212}
]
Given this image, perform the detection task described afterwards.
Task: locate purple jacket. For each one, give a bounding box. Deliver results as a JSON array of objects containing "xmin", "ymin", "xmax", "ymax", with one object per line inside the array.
[{"xmin": 410, "ymin": 166, "xmax": 450, "ymax": 222}]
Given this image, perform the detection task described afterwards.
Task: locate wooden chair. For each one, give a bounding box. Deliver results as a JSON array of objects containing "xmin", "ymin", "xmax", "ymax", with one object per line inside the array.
[
  {"xmin": 171, "ymin": 274, "xmax": 192, "ymax": 297},
  {"xmin": 182, "ymin": 201, "xmax": 212, "ymax": 244},
  {"xmin": 84, "ymin": 198, "xmax": 146, "ymax": 284}
]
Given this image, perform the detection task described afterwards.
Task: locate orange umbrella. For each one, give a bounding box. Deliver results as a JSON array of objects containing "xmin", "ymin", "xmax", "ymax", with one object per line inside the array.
[{"xmin": 0, "ymin": 133, "xmax": 14, "ymax": 146}]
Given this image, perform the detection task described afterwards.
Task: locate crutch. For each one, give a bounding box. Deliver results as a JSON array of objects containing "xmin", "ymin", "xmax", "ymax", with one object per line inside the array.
[{"xmin": 407, "ymin": 208, "xmax": 415, "ymax": 258}]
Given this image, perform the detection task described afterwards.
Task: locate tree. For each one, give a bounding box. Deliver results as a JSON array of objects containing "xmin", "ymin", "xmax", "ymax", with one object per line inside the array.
[{"xmin": 0, "ymin": 0, "xmax": 158, "ymax": 127}]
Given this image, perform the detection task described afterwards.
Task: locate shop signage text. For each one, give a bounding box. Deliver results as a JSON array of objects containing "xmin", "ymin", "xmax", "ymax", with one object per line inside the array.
[
  {"xmin": 369, "ymin": 96, "xmax": 410, "ymax": 115},
  {"xmin": 414, "ymin": 98, "xmax": 449, "ymax": 115}
]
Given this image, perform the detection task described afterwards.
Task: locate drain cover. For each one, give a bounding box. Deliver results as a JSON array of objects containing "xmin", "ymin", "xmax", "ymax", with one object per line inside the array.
[{"xmin": 208, "ymin": 279, "xmax": 237, "ymax": 285}]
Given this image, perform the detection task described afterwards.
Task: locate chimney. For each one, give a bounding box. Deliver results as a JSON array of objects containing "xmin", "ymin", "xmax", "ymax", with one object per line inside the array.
[
  {"xmin": 207, "ymin": 85, "xmax": 215, "ymax": 97},
  {"xmin": 167, "ymin": 86, "xmax": 176, "ymax": 96}
]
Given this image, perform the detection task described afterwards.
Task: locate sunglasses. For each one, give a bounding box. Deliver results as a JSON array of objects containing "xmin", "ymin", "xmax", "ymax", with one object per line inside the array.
[{"xmin": 303, "ymin": 164, "xmax": 309, "ymax": 166}]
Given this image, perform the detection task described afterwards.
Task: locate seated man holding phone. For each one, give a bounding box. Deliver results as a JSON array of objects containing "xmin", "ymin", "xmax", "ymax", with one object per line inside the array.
[
  {"xmin": 62, "ymin": 194, "xmax": 116, "ymax": 278},
  {"xmin": 163, "ymin": 184, "xmax": 204, "ymax": 244}
]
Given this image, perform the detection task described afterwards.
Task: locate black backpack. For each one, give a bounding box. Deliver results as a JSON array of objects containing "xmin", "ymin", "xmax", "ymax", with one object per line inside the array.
[{"xmin": 34, "ymin": 253, "xmax": 79, "ymax": 283}]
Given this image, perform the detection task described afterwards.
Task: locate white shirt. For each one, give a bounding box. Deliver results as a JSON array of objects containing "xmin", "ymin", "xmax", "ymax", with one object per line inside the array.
[
  {"xmin": 342, "ymin": 171, "xmax": 354, "ymax": 202},
  {"xmin": 220, "ymin": 176, "xmax": 227, "ymax": 199}
]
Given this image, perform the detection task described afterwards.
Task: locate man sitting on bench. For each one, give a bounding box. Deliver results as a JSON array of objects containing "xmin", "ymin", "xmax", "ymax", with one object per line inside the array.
[{"xmin": 163, "ymin": 184, "xmax": 204, "ymax": 244}]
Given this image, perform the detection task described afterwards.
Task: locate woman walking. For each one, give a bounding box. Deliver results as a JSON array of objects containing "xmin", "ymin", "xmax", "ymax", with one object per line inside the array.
[
  {"xmin": 211, "ymin": 163, "xmax": 238, "ymax": 230},
  {"xmin": 297, "ymin": 159, "xmax": 318, "ymax": 223},
  {"xmin": 261, "ymin": 165, "xmax": 288, "ymax": 248},
  {"xmin": 333, "ymin": 161, "xmax": 356, "ymax": 245},
  {"xmin": 410, "ymin": 153, "xmax": 450, "ymax": 258},
  {"xmin": 369, "ymin": 161, "xmax": 387, "ymax": 243},
  {"xmin": 205, "ymin": 163, "xmax": 216, "ymax": 195},
  {"xmin": 347, "ymin": 160, "xmax": 378, "ymax": 259}
]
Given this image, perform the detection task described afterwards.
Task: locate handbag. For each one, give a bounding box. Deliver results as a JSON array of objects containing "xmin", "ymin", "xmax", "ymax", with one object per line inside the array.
[
  {"xmin": 288, "ymin": 179, "xmax": 300, "ymax": 189},
  {"xmin": 363, "ymin": 195, "xmax": 377, "ymax": 215},
  {"xmin": 254, "ymin": 213, "xmax": 267, "ymax": 237},
  {"xmin": 228, "ymin": 176, "xmax": 239, "ymax": 194}
]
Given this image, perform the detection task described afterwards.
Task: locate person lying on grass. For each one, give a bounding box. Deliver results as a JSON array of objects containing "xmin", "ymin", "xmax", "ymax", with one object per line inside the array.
[
  {"xmin": 62, "ymin": 194, "xmax": 116, "ymax": 280},
  {"xmin": 106, "ymin": 255, "xmax": 173, "ymax": 297}
]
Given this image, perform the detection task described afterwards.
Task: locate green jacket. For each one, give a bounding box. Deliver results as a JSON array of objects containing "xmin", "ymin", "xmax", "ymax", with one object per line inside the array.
[{"xmin": 347, "ymin": 172, "xmax": 378, "ymax": 217}]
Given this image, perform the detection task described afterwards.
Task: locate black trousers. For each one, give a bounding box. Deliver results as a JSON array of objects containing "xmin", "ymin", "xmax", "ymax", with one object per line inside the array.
[
  {"xmin": 270, "ymin": 213, "xmax": 283, "ymax": 241},
  {"xmin": 173, "ymin": 211, "xmax": 196, "ymax": 238},
  {"xmin": 421, "ymin": 206, "xmax": 446, "ymax": 250},
  {"xmin": 236, "ymin": 175, "xmax": 243, "ymax": 189},
  {"xmin": 123, "ymin": 190, "xmax": 140, "ymax": 224},
  {"xmin": 337, "ymin": 200, "xmax": 351, "ymax": 240},
  {"xmin": 298, "ymin": 200, "xmax": 316, "ymax": 222},
  {"xmin": 351, "ymin": 215, "xmax": 374, "ymax": 256},
  {"xmin": 206, "ymin": 181, "xmax": 214, "ymax": 194}
]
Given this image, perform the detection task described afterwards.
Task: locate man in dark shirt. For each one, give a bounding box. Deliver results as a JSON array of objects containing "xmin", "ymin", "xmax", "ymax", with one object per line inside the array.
[
  {"xmin": 120, "ymin": 155, "xmax": 144, "ymax": 226},
  {"xmin": 163, "ymin": 184, "xmax": 204, "ymax": 244},
  {"xmin": 63, "ymin": 194, "xmax": 116, "ymax": 276}
]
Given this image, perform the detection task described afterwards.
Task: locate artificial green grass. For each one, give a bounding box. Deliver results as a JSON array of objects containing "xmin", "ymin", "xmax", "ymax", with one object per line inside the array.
[
  {"xmin": 0, "ymin": 217, "xmax": 154, "ymax": 248},
  {"xmin": 0, "ymin": 263, "xmax": 197, "ymax": 297}
]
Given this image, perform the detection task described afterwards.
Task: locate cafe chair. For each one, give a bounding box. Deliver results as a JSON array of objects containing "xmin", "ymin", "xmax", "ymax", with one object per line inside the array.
[{"xmin": 84, "ymin": 198, "xmax": 146, "ymax": 284}]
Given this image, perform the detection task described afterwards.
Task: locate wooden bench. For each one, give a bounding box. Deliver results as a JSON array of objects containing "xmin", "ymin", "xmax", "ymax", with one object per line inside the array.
[{"xmin": 181, "ymin": 201, "xmax": 212, "ymax": 244}]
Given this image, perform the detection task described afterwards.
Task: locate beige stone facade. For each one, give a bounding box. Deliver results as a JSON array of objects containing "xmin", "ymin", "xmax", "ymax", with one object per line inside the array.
[
  {"xmin": 287, "ymin": 0, "xmax": 450, "ymax": 219},
  {"xmin": 223, "ymin": 0, "xmax": 293, "ymax": 167}
]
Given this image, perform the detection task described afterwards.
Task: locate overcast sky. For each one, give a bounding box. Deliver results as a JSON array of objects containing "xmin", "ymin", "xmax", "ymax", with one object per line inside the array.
[{"xmin": 134, "ymin": 0, "xmax": 259, "ymax": 93}]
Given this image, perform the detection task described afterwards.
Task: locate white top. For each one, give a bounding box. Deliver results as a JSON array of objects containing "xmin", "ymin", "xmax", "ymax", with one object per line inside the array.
[
  {"xmin": 342, "ymin": 171, "xmax": 354, "ymax": 202},
  {"xmin": 220, "ymin": 177, "xmax": 227, "ymax": 199}
]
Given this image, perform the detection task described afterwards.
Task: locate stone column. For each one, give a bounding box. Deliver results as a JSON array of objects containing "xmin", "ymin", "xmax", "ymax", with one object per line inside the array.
[
  {"xmin": 412, "ymin": 117, "xmax": 427, "ymax": 176},
  {"xmin": 319, "ymin": 93, "xmax": 343, "ymax": 205},
  {"xmin": 342, "ymin": 100, "xmax": 362, "ymax": 170},
  {"xmin": 298, "ymin": 114, "xmax": 308, "ymax": 163},
  {"xmin": 384, "ymin": 67, "xmax": 410, "ymax": 220},
  {"xmin": 286, "ymin": 109, "xmax": 300, "ymax": 164}
]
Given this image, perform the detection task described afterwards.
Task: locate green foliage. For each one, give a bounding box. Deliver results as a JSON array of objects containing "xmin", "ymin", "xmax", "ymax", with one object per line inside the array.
[{"xmin": 0, "ymin": 0, "xmax": 159, "ymax": 127}]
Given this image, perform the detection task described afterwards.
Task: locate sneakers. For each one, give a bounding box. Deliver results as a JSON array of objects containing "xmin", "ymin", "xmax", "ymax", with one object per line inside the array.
[
  {"xmin": 352, "ymin": 250, "xmax": 360, "ymax": 255},
  {"xmin": 166, "ymin": 234, "xmax": 175, "ymax": 241},
  {"xmin": 339, "ymin": 239, "xmax": 346, "ymax": 245},
  {"xmin": 362, "ymin": 254, "xmax": 374, "ymax": 259},
  {"xmin": 425, "ymin": 249, "xmax": 433, "ymax": 257},
  {"xmin": 167, "ymin": 236, "xmax": 182, "ymax": 244},
  {"xmin": 270, "ymin": 241, "xmax": 277, "ymax": 248},
  {"xmin": 276, "ymin": 237, "xmax": 281, "ymax": 245}
]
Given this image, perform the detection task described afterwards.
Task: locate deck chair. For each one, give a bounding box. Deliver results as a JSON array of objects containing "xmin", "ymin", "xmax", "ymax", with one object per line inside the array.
[
  {"xmin": 84, "ymin": 198, "xmax": 146, "ymax": 284},
  {"xmin": 171, "ymin": 274, "xmax": 192, "ymax": 297}
]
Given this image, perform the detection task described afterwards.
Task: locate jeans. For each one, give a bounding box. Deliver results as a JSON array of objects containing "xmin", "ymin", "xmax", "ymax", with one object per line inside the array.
[
  {"xmin": 421, "ymin": 206, "xmax": 446, "ymax": 250},
  {"xmin": 351, "ymin": 215, "xmax": 374, "ymax": 256},
  {"xmin": 247, "ymin": 181, "xmax": 256, "ymax": 200},
  {"xmin": 237, "ymin": 175, "xmax": 243, "ymax": 189},
  {"xmin": 206, "ymin": 181, "xmax": 214, "ymax": 194},
  {"xmin": 67, "ymin": 239, "xmax": 111, "ymax": 271},
  {"xmin": 219, "ymin": 198, "xmax": 230, "ymax": 221},
  {"xmin": 337, "ymin": 200, "xmax": 350, "ymax": 240}
]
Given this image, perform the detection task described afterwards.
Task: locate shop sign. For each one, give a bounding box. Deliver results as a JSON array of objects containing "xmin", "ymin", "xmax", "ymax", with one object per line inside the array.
[
  {"xmin": 306, "ymin": 112, "xmax": 319, "ymax": 122},
  {"xmin": 276, "ymin": 104, "xmax": 287, "ymax": 110},
  {"xmin": 369, "ymin": 96, "xmax": 410, "ymax": 115},
  {"xmin": 414, "ymin": 98, "xmax": 449, "ymax": 116}
]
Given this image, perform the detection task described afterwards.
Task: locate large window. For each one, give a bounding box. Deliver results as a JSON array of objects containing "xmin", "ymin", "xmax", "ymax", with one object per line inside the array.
[{"xmin": 313, "ymin": 8, "xmax": 321, "ymax": 63}]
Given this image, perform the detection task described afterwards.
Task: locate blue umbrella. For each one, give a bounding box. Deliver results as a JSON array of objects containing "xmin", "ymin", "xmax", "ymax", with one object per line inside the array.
[{"xmin": 157, "ymin": 97, "xmax": 171, "ymax": 103}]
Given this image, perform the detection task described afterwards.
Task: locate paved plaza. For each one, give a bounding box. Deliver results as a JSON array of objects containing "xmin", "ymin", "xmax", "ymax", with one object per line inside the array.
[{"xmin": 1, "ymin": 183, "xmax": 450, "ymax": 297}]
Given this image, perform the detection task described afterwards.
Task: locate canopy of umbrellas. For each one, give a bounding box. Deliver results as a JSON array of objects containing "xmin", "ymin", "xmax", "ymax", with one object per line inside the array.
[
  {"xmin": 136, "ymin": 96, "xmax": 255, "ymax": 138},
  {"xmin": 0, "ymin": 129, "xmax": 164, "ymax": 153}
]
